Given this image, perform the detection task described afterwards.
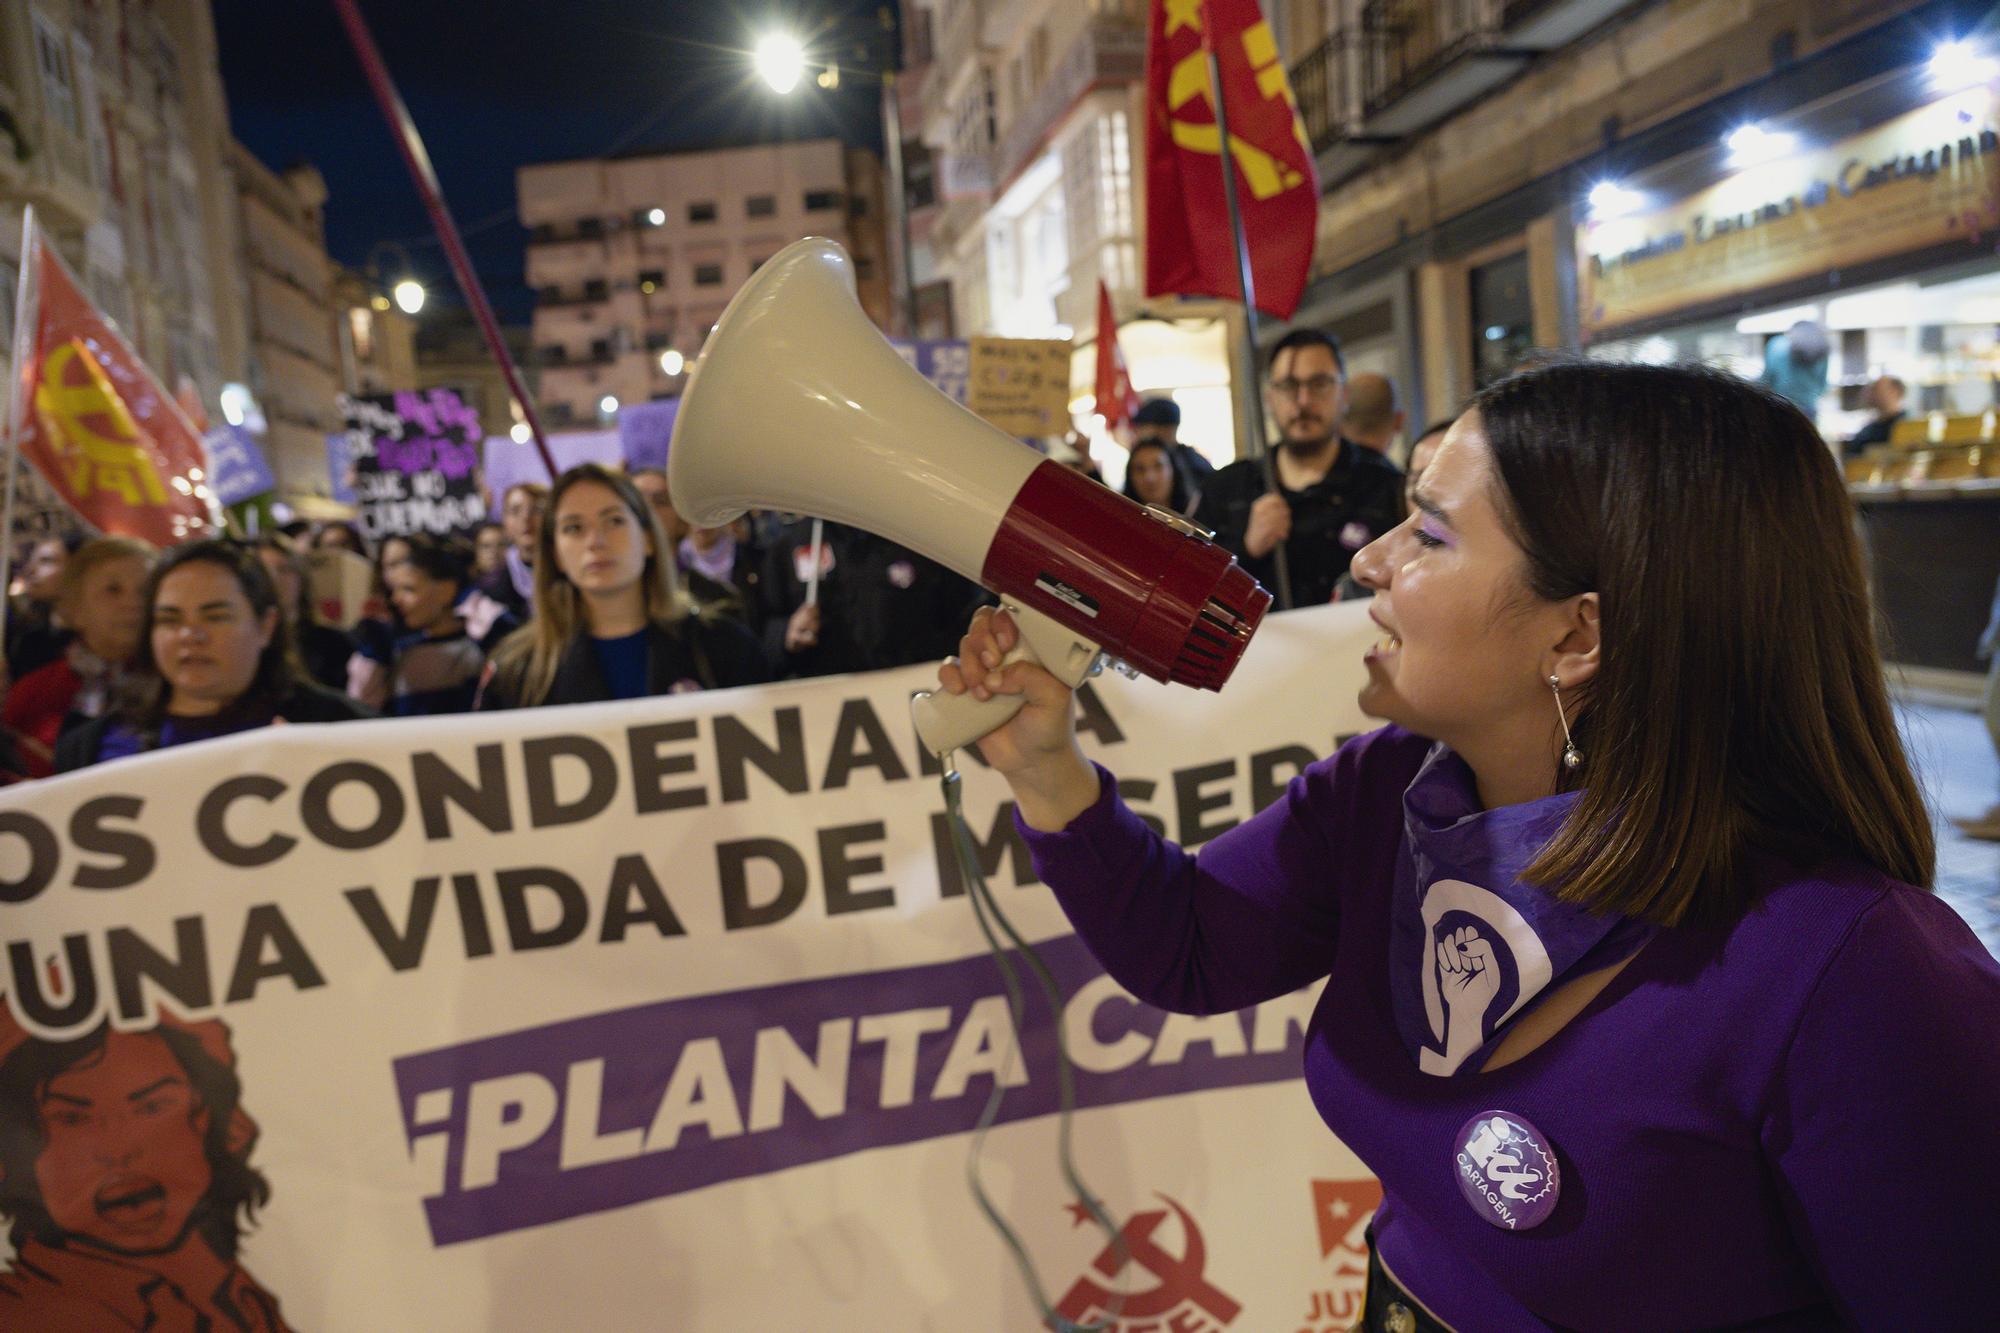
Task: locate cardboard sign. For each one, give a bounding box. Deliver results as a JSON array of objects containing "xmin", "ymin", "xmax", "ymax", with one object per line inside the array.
[
  {"xmin": 968, "ymin": 336, "xmax": 1074, "ymax": 437},
  {"xmin": 339, "ymin": 388, "xmax": 488, "ymax": 541}
]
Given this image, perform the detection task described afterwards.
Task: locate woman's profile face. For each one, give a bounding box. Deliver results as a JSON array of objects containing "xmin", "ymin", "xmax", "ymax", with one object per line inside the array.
[
  {"xmin": 256, "ymin": 549, "xmax": 302, "ymax": 623},
  {"xmin": 150, "ymin": 562, "xmax": 275, "ymax": 715},
  {"xmin": 1128, "ymin": 446, "xmax": 1175, "ymax": 506},
  {"xmin": 1349, "ymin": 413, "xmax": 1580, "ymax": 750},
  {"xmin": 553, "ymin": 480, "xmax": 650, "ymax": 602},
  {"xmin": 474, "ymin": 526, "xmax": 508, "ymax": 575}
]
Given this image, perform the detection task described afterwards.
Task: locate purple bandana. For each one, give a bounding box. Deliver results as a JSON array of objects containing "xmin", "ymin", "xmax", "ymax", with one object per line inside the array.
[
  {"xmin": 1390, "ymin": 743, "xmax": 1652, "ymax": 1076},
  {"xmin": 679, "ymin": 533, "xmax": 736, "ymax": 585}
]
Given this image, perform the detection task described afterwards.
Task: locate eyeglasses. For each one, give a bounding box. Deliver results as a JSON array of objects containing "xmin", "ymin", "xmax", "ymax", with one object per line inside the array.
[{"xmin": 1269, "ymin": 375, "xmax": 1342, "ymax": 399}]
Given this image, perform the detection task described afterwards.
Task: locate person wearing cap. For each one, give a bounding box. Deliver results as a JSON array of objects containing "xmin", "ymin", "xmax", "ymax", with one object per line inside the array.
[
  {"xmin": 0, "ymin": 1007, "xmax": 293, "ymax": 1329},
  {"xmin": 1129, "ymin": 396, "xmax": 1216, "ymax": 487}
]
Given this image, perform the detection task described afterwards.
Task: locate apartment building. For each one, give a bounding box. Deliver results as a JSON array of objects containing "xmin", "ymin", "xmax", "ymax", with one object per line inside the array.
[
  {"xmin": 232, "ymin": 146, "xmax": 345, "ymax": 491},
  {"xmin": 518, "ymin": 139, "xmax": 891, "ymax": 428},
  {"xmin": 0, "ymin": 0, "xmax": 245, "ymax": 435}
]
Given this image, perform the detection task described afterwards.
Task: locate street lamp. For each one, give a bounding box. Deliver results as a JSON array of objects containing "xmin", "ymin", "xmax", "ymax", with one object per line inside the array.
[
  {"xmin": 755, "ymin": 33, "xmax": 806, "ymax": 94},
  {"xmin": 659, "ymin": 348, "xmax": 685, "ymax": 376},
  {"xmin": 393, "ymin": 278, "xmax": 426, "ymax": 315},
  {"xmin": 750, "ymin": 15, "xmax": 918, "ymax": 337}
]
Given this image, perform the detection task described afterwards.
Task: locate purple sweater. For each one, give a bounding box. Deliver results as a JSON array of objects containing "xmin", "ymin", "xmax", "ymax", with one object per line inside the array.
[{"xmin": 1019, "ymin": 725, "xmax": 2000, "ymax": 1330}]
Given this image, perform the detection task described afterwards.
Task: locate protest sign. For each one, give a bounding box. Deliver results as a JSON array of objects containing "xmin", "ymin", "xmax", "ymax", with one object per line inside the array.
[
  {"xmin": 0, "ymin": 603, "xmax": 1386, "ymax": 1331},
  {"xmin": 618, "ymin": 399, "xmax": 679, "ymax": 472},
  {"xmin": 481, "ymin": 429, "xmax": 625, "ymax": 509},
  {"xmin": 969, "ymin": 336, "xmax": 1075, "ymax": 437},
  {"xmin": 889, "ymin": 338, "xmax": 971, "ymax": 405},
  {"xmin": 203, "ymin": 424, "xmax": 278, "ymax": 506},
  {"xmin": 339, "ymin": 388, "xmax": 487, "ymax": 541}
]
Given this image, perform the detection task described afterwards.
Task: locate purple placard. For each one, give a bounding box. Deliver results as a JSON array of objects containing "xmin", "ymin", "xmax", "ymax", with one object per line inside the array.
[
  {"xmin": 618, "ymin": 398, "xmax": 678, "ymax": 472},
  {"xmin": 480, "ymin": 429, "xmax": 626, "ymax": 508},
  {"xmin": 393, "ymin": 934, "xmax": 1305, "ymax": 1245},
  {"xmin": 889, "ymin": 338, "xmax": 970, "ymax": 404}
]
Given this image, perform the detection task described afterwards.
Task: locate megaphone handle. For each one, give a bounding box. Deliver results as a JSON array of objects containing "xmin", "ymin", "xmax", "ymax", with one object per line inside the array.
[{"xmin": 912, "ymin": 600, "xmax": 1102, "ymax": 757}]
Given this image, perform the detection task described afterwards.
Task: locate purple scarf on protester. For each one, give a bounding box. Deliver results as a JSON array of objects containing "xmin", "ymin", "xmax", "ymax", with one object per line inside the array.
[
  {"xmin": 505, "ymin": 545, "xmax": 536, "ymax": 606},
  {"xmin": 1389, "ymin": 743, "xmax": 1655, "ymax": 1075},
  {"xmin": 679, "ymin": 532, "xmax": 736, "ymax": 585}
]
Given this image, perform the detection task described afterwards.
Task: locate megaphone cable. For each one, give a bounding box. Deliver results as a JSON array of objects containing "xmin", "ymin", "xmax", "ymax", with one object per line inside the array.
[{"xmin": 939, "ymin": 756, "xmax": 1128, "ymax": 1333}]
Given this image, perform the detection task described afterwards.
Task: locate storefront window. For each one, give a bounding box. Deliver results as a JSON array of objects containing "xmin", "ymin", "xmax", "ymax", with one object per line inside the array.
[
  {"xmin": 1587, "ymin": 261, "xmax": 2000, "ymax": 442},
  {"xmin": 1470, "ymin": 251, "xmax": 1533, "ymax": 388}
]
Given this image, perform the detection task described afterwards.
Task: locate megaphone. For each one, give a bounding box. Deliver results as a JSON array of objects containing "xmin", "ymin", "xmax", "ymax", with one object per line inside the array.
[{"xmin": 669, "ymin": 238, "xmax": 1271, "ymax": 754}]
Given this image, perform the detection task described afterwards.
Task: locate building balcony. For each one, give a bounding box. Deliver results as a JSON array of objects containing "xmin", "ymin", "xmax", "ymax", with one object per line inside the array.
[
  {"xmin": 993, "ymin": 17, "xmax": 1146, "ymax": 191},
  {"xmin": 1288, "ymin": 28, "xmax": 1402, "ymax": 186}
]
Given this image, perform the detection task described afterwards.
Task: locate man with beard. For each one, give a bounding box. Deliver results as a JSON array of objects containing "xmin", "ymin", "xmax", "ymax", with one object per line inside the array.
[
  {"xmin": 0, "ymin": 1012, "xmax": 290, "ymax": 1330},
  {"xmin": 1193, "ymin": 330, "xmax": 1406, "ymax": 608}
]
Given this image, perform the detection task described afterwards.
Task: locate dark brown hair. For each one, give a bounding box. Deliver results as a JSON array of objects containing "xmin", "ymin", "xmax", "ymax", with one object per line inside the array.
[
  {"xmin": 122, "ymin": 540, "xmax": 299, "ymax": 738},
  {"xmin": 1476, "ymin": 360, "xmax": 1933, "ymax": 926}
]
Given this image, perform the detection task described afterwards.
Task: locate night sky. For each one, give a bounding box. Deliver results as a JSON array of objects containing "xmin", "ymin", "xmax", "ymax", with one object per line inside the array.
[{"xmin": 213, "ymin": 0, "xmax": 894, "ymax": 324}]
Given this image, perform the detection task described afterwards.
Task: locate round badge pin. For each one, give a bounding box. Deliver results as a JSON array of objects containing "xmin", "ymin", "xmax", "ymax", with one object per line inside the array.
[{"xmin": 1452, "ymin": 1110, "xmax": 1560, "ymax": 1230}]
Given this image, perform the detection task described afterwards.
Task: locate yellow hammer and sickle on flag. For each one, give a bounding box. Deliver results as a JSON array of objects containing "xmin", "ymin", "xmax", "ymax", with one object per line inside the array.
[
  {"xmin": 32, "ymin": 339, "xmax": 171, "ymax": 506},
  {"xmin": 1165, "ymin": 19, "xmax": 1307, "ymax": 199}
]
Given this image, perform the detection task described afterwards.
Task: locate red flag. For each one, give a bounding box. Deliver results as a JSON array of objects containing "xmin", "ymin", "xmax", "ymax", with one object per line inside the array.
[
  {"xmin": 1093, "ymin": 279, "xmax": 1140, "ymax": 430},
  {"xmin": 11, "ymin": 225, "xmax": 218, "ymax": 546},
  {"xmin": 1144, "ymin": 0, "xmax": 1318, "ymax": 319}
]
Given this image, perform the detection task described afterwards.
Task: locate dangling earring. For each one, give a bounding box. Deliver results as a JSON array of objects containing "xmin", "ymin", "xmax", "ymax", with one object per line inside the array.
[{"xmin": 1549, "ymin": 675, "xmax": 1582, "ymax": 771}]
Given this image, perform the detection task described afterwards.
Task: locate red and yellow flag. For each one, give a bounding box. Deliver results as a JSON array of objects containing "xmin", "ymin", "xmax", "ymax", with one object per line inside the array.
[
  {"xmin": 11, "ymin": 226, "xmax": 218, "ymax": 546},
  {"xmin": 1143, "ymin": 0, "xmax": 1318, "ymax": 319}
]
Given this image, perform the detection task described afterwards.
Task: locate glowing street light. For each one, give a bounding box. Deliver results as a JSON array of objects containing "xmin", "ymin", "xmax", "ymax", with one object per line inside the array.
[
  {"xmin": 599, "ymin": 394, "xmax": 620, "ymax": 417},
  {"xmin": 510, "ymin": 422, "xmax": 532, "ymax": 444},
  {"xmin": 392, "ymin": 279, "xmax": 426, "ymax": 315},
  {"xmin": 754, "ymin": 32, "xmax": 806, "ymax": 94},
  {"xmin": 1587, "ymin": 179, "xmax": 1642, "ymax": 219},
  {"xmin": 659, "ymin": 349, "xmax": 685, "ymax": 376},
  {"xmin": 1725, "ymin": 123, "xmax": 1795, "ymax": 169},
  {"xmin": 1930, "ymin": 39, "xmax": 1997, "ymax": 90}
]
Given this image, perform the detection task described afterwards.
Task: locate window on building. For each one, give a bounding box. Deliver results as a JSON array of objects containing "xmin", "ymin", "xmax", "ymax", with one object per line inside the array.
[
  {"xmin": 32, "ymin": 13, "xmax": 82, "ymax": 137},
  {"xmin": 639, "ymin": 269, "xmax": 665, "ymax": 294},
  {"xmin": 849, "ymin": 194, "xmax": 870, "ymax": 218},
  {"xmin": 531, "ymin": 224, "xmax": 557, "ymax": 244},
  {"xmin": 349, "ymin": 307, "xmax": 374, "ymax": 361},
  {"xmin": 590, "ymin": 338, "xmax": 613, "ymax": 362},
  {"xmin": 746, "ymin": 194, "xmax": 777, "ymax": 218},
  {"xmin": 584, "ymin": 278, "xmax": 609, "ymax": 302},
  {"xmin": 749, "ymin": 255, "xmax": 772, "ymax": 272},
  {"xmin": 541, "ymin": 345, "xmax": 569, "ymax": 366},
  {"xmin": 803, "ymin": 189, "xmax": 842, "ymax": 212},
  {"xmin": 547, "ymin": 401, "xmax": 575, "ymax": 426},
  {"xmin": 905, "ymin": 142, "xmax": 938, "ymax": 211},
  {"xmin": 537, "ymin": 285, "xmax": 561, "ymax": 304},
  {"xmin": 688, "ymin": 201, "xmax": 717, "ymax": 224},
  {"xmin": 577, "ymin": 217, "xmax": 605, "ymax": 239},
  {"xmin": 1469, "ymin": 250, "xmax": 1534, "ymax": 390},
  {"xmin": 694, "ymin": 263, "xmax": 724, "ymax": 286}
]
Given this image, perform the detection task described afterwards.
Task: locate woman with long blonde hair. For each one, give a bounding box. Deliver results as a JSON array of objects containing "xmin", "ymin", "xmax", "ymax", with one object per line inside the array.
[{"xmin": 477, "ymin": 463, "xmax": 767, "ymax": 708}]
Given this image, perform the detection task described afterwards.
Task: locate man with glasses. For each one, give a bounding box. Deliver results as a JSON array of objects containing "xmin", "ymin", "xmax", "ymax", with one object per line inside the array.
[{"xmin": 1192, "ymin": 329, "xmax": 1406, "ymax": 608}]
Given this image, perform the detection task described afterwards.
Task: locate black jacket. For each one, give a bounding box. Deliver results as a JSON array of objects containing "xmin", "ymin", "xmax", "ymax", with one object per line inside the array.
[
  {"xmin": 758, "ymin": 520, "xmax": 987, "ymax": 680},
  {"xmin": 1191, "ymin": 440, "xmax": 1405, "ymax": 610},
  {"xmin": 55, "ymin": 681, "xmax": 375, "ymax": 773},
  {"xmin": 475, "ymin": 615, "xmax": 769, "ymax": 710}
]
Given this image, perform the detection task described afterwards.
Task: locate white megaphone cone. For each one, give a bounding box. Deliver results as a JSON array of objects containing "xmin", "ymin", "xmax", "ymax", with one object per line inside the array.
[{"xmin": 669, "ymin": 237, "xmax": 1270, "ymax": 755}]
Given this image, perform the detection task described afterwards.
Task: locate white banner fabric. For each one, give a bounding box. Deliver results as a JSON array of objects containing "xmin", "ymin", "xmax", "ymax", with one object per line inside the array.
[{"xmin": 0, "ymin": 602, "xmax": 1387, "ymax": 1332}]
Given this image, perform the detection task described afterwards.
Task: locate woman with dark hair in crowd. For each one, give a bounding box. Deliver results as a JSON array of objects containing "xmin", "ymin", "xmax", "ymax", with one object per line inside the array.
[
  {"xmin": 348, "ymin": 538, "xmax": 513, "ymax": 715},
  {"xmin": 1, "ymin": 537, "xmax": 152, "ymax": 776},
  {"xmin": 253, "ymin": 534, "xmax": 353, "ymax": 692},
  {"xmin": 478, "ymin": 463, "xmax": 766, "ymax": 709},
  {"xmin": 1119, "ymin": 437, "xmax": 1198, "ymax": 517},
  {"xmin": 5, "ymin": 531, "xmax": 86, "ymax": 681},
  {"xmin": 57, "ymin": 541, "xmax": 371, "ymax": 771},
  {"xmin": 311, "ymin": 521, "xmax": 367, "ymax": 558},
  {"xmin": 497, "ymin": 481, "xmax": 547, "ymax": 615},
  {"xmin": 938, "ymin": 361, "xmax": 1998, "ymax": 1325},
  {"xmin": 344, "ymin": 533, "xmax": 414, "ymax": 701}
]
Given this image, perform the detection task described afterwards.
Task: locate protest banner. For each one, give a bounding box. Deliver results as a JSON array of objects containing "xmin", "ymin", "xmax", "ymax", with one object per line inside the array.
[
  {"xmin": 969, "ymin": 336, "xmax": 1075, "ymax": 437},
  {"xmin": 339, "ymin": 388, "xmax": 487, "ymax": 541},
  {"xmin": 617, "ymin": 399, "xmax": 679, "ymax": 473},
  {"xmin": 481, "ymin": 429, "xmax": 625, "ymax": 509},
  {"xmin": 0, "ymin": 603, "xmax": 1385, "ymax": 1331}
]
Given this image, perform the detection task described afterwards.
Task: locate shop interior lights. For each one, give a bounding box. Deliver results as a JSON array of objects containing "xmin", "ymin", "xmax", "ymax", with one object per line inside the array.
[
  {"xmin": 1929, "ymin": 40, "xmax": 1997, "ymax": 90},
  {"xmin": 1725, "ymin": 123, "xmax": 1795, "ymax": 169},
  {"xmin": 1587, "ymin": 180, "xmax": 1642, "ymax": 219}
]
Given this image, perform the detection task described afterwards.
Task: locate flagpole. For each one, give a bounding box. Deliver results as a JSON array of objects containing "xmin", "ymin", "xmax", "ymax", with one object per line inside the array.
[
  {"xmin": 330, "ymin": 0, "xmax": 559, "ymax": 485},
  {"xmin": 1198, "ymin": 4, "xmax": 1293, "ymax": 610},
  {"xmin": 0, "ymin": 207, "xmax": 41, "ymax": 656}
]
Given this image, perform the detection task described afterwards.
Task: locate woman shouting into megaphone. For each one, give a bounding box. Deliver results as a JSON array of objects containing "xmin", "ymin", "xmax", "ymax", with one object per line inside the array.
[{"xmin": 935, "ymin": 361, "xmax": 2000, "ymax": 1330}]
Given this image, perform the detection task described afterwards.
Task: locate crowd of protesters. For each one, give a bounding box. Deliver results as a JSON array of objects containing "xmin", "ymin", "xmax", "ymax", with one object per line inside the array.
[{"xmin": 0, "ymin": 335, "xmax": 1465, "ymax": 786}]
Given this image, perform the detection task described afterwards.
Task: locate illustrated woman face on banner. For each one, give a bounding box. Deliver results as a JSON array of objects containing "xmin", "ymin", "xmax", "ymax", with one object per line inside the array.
[{"xmin": 0, "ymin": 1018, "xmax": 269, "ymax": 1263}]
